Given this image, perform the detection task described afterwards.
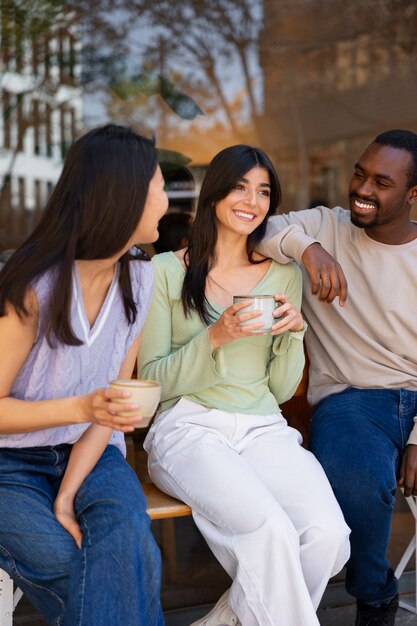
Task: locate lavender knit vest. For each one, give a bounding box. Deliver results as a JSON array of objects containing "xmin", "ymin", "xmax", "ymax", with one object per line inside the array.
[{"xmin": 2, "ymin": 258, "xmax": 154, "ymax": 455}]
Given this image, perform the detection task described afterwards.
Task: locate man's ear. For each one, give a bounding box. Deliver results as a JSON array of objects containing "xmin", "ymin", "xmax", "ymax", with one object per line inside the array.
[{"xmin": 408, "ymin": 185, "xmax": 417, "ymax": 206}]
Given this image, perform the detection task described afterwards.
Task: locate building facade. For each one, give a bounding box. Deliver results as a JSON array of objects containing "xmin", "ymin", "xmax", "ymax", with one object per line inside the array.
[{"xmin": 0, "ymin": 4, "xmax": 82, "ymax": 249}]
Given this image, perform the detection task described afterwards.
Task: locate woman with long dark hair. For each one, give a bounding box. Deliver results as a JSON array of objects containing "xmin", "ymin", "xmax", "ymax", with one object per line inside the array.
[
  {"xmin": 0, "ymin": 124, "xmax": 167, "ymax": 626},
  {"xmin": 138, "ymin": 145, "xmax": 350, "ymax": 626}
]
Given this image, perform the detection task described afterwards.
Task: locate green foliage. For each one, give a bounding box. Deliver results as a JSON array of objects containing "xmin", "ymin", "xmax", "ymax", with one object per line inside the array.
[
  {"xmin": 1, "ymin": 0, "xmax": 65, "ymax": 47},
  {"xmin": 158, "ymin": 148, "xmax": 192, "ymax": 173},
  {"xmin": 110, "ymin": 69, "xmax": 204, "ymax": 121}
]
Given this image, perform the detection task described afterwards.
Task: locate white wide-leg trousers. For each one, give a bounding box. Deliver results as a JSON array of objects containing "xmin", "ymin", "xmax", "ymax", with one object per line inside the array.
[{"xmin": 145, "ymin": 398, "xmax": 350, "ymax": 626}]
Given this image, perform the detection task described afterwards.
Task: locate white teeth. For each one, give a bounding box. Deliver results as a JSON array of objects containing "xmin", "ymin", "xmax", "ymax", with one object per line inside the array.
[
  {"xmin": 355, "ymin": 200, "xmax": 375, "ymax": 210},
  {"xmin": 234, "ymin": 211, "xmax": 255, "ymax": 219}
]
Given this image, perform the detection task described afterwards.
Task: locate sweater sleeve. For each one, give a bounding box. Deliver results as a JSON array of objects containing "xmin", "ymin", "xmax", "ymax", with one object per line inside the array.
[
  {"xmin": 267, "ymin": 264, "xmax": 307, "ymax": 405},
  {"xmin": 258, "ymin": 209, "xmax": 326, "ymax": 264},
  {"xmin": 125, "ymin": 259, "xmax": 154, "ymax": 351},
  {"xmin": 137, "ymin": 256, "xmax": 227, "ymax": 403}
]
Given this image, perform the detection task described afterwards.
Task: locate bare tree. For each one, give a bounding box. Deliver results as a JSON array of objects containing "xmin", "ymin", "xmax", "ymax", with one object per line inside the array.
[{"xmin": 116, "ymin": 0, "xmax": 266, "ymax": 145}]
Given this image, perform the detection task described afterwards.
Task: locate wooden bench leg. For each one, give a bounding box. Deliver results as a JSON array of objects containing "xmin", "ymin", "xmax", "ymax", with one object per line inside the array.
[
  {"xmin": 161, "ymin": 518, "xmax": 179, "ymax": 583},
  {"xmin": 125, "ymin": 434, "xmax": 136, "ymax": 472},
  {"xmin": 143, "ymin": 482, "xmax": 192, "ymax": 584}
]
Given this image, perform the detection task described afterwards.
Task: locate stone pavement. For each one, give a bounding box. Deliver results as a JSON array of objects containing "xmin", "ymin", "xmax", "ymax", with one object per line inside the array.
[
  {"xmin": 164, "ymin": 599, "xmax": 416, "ymax": 625},
  {"xmin": 164, "ymin": 599, "xmax": 417, "ymax": 625},
  {"xmin": 12, "ymin": 592, "xmax": 417, "ymax": 625},
  {"xmin": 317, "ymin": 602, "xmax": 417, "ymax": 625}
]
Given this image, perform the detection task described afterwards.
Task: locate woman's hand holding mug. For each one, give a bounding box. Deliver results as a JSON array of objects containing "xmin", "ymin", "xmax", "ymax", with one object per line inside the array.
[
  {"xmin": 271, "ymin": 293, "xmax": 304, "ymax": 335},
  {"xmin": 208, "ymin": 300, "xmax": 264, "ymax": 350}
]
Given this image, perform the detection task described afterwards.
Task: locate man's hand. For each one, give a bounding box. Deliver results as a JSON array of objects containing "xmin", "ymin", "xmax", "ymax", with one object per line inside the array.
[
  {"xmin": 301, "ymin": 243, "xmax": 348, "ymax": 306},
  {"xmin": 398, "ymin": 444, "xmax": 417, "ymax": 497}
]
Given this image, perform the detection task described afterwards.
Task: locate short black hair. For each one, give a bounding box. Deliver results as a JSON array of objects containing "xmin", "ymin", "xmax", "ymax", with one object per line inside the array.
[{"xmin": 373, "ymin": 129, "xmax": 417, "ymax": 188}]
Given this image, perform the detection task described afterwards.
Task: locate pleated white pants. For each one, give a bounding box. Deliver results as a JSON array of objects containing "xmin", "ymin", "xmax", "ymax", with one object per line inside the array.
[{"xmin": 145, "ymin": 398, "xmax": 350, "ymax": 626}]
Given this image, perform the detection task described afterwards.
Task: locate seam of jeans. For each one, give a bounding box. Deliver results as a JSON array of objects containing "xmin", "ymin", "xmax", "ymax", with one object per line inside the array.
[
  {"xmin": 0, "ymin": 543, "xmax": 66, "ymax": 615},
  {"xmin": 51, "ymin": 446, "xmax": 60, "ymax": 466},
  {"xmin": 53, "ymin": 446, "xmax": 69, "ymax": 477},
  {"xmin": 398, "ymin": 389, "xmax": 417, "ymax": 450},
  {"xmin": 75, "ymin": 516, "xmax": 88, "ymax": 626},
  {"xmin": 398, "ymin": 390, "xmax": 406, "ymax": 449}
]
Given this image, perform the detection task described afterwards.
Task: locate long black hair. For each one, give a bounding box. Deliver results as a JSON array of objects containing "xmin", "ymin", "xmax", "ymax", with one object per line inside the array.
[
  {"xmin": 0, "ymin": 124, "xmax": 158, "ymax": 345},
  {"xmin": 181, "ymin": 144, "xmax": 282, "ymax": 324}
]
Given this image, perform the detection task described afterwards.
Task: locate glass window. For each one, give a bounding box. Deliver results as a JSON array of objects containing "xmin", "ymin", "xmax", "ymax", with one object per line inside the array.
[{"xmin": 1, "ymin": 0, "xmax": 417, "ymax": 250}]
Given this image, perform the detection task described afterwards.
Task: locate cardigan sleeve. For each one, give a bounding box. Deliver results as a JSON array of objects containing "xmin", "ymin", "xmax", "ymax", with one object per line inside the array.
[
  {"xmin": 267, "ymin": 264, "xmax": 307, "ymax": 405},
  {"xmin": 137, "ymin": 255, "xmax": 227, "ymax": 403}
]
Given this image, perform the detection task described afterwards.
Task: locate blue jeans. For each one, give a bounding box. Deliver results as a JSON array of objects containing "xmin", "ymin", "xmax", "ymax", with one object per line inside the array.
[
  {"xmin": 0, "ymin": 444, "xmax": 164, "ymax": 626},
  {"xmin": 309, "ymin": 387, "xmax": 417, "ymax": 605}
]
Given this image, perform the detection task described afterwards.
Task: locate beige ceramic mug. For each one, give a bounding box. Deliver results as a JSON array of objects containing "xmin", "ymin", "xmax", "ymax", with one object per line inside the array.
[
  {"xmin": 233, "ymin": 295, "xmax": 276, "ymax": 332},
  {"xmin": 109, "ymin": 379, "xmax": 161, "ymax": 427}
]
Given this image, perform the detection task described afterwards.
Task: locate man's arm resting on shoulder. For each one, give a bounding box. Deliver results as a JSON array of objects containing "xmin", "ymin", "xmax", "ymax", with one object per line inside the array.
[
  {"xmin": 259, "ymin": 215, "xmax": 348, "ymax": 305},
  {"xmin": 300, "ymin": 243, "xmax": 348, "ymax": 306},
  {"xmin": 259, "ymin": 220, "xmax": 319, "ymax": 265},
  {"xmin": 399, "ymin": 422, "xmax": 417, "ymax": 496}
]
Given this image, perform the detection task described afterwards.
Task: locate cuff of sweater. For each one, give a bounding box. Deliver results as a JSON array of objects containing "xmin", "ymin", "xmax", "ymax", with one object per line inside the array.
[
  {"xmin": 205, "ymin": 328, "xmax": 228, "ymax": 380},
  {"xmin": 271, "ymin": 321, "xmax": 307, "ymax": 355},
  {"xmin": 281, "ymin": 231, "xmax": 319, "ymax": 263}
]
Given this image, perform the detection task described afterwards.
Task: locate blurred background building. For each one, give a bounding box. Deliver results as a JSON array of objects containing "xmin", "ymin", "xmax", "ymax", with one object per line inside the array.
[
  {"xmin": 1, "ymin": 0, "xmax": 416, "ymax": 252},
  {"xmin": 0, "ymin": 2, "xmax": 82, "ymax": 249},
  {"xmin": 261, "ymin": 0, "xmax": 417, "ymax": 211}
]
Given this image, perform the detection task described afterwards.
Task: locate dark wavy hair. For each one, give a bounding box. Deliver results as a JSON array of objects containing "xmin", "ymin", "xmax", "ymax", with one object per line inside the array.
[
  {"xmin": 0, "ymin": 124, "xmax": 158, "ymax": 345},
  {"xmin": 373, "ymin": 129, "xmax": 417, "ymax": 187},
  {"xmin": 181, "ymin": 144, "xmax": 282, "ymax": 324}
]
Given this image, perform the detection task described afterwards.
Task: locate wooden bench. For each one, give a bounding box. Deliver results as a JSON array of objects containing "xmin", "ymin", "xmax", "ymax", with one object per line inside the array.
[
  {"xmin": 281, "ymin": 356, "xmax": 311, "ymax": 445},
  {"xmin": 143, "ymin": 482, "xmax": 191, "ymax": 520}
]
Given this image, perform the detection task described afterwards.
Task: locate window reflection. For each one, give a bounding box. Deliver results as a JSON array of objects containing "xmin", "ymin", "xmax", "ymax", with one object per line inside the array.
[
  {"xmin": 1, "ymin": 2, "xmax": 81, "ymax": 249},
  {"xmin": 1, "ymin": 0, "xmax": 417, "ymax": 252}
]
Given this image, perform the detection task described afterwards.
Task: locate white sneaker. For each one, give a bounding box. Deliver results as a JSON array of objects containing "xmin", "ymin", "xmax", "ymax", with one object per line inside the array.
[{"xmin": 189, "ymin": 589, "xmax": 240, "ymax": 626}]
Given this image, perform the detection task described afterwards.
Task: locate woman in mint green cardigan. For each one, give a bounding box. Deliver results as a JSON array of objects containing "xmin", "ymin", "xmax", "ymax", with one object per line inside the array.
[{"xmin": 138, "ymin": 145, "xmax": 350, "ymax": 626}]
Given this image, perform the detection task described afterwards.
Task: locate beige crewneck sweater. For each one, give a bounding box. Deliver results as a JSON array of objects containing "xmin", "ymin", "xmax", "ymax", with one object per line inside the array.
[{"xmin": 259, "ymin": 206, "xmax": 417, "ymax": 444}]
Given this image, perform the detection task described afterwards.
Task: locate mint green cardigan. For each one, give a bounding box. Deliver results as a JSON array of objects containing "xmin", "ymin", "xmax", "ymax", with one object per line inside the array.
[{"xmin": 138, "ymin": 252, "xmax": 306, "ymax": 415}]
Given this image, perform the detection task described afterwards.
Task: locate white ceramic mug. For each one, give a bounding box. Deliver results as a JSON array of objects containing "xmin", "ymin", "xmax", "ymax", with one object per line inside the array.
[
  {"xmin": 109, "ymin": 379, "xmax": 161, "ymax": 427},
  {"xmin": 233, "ymin": 295, "xmax": 276, "ymax": 332}
]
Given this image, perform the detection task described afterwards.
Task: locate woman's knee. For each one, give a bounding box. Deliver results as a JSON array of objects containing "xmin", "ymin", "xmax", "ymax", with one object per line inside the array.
[
  {"xmin": 82, "ymin": 485, "xmax": 148, "ymax": 535},
  {"xmin": 249, "ymin": 509, "xmax": 300, "ymax": 552},
  {"xmin": 302, "ymin": 518, "xmax": 351, "ymax": 570},
  {"xmin": 0, "ymin": 516, "xmax": 76, "ymax": 576},
  {"xmin": 78, "ymin": 453, "xmax": 149, "ymax": 526}
]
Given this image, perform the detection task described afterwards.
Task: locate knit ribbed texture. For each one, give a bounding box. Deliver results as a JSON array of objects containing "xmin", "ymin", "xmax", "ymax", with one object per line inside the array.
[
  {"xmin": 259, "ymin": 207, "xmax": 417, "ymax": 407},
  {"xmin": 138, "ymin": 252, "xmax": 306, "ymax": 415},
  {"xmin": 3, "ymin": 258, "xmax": 154, "ymax": 452}
]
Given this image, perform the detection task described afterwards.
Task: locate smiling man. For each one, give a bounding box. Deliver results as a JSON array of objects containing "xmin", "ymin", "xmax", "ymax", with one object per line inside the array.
[{"xmin": 259, "ymin": 129, "xmax": 417, "ymax": 626}]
